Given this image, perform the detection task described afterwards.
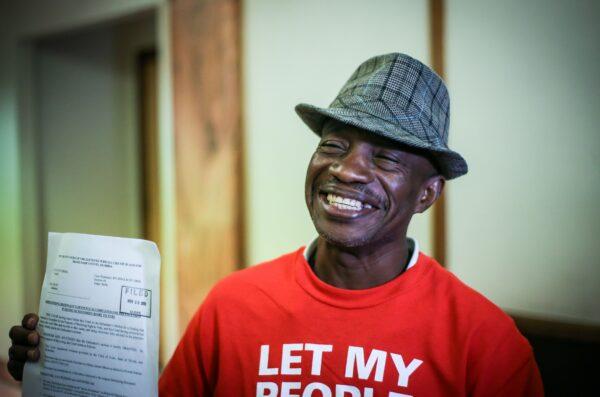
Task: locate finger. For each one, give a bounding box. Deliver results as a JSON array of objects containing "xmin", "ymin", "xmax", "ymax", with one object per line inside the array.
[
  {"xmin": 9, "ymin": 345, "xmax": 40, "ymax": 362},
  {"xmin": 21, "ymin": 313, "xmax": 39, "ymax": 330},
  {"xmin": 7, "ymin": 359, "xmax": 24, "ymax": 381},
  {"xmin": 9, "ymin": 326, "xmax": 39, "ymax": 346}
]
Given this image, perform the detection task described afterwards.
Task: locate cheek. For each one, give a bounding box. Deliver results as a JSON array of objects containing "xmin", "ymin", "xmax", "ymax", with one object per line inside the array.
[
  {"xmin": 305, "ymin": 154, "xmax": 329, "ymax": 184},
  {"xmin": 384, "ymin": 178, "xmax": 417, "ymax": 213},
  {"xmin": 305, "ymin": 155, "xmax": 322, "ymax": 204}
]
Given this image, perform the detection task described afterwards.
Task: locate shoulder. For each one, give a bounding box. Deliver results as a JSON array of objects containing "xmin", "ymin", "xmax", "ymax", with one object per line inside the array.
[
  {"xmin": 425, "ymin": 254, "xmax": 518, "ymax": 325},
  {"xmin": 214, "ymin": 247, "xmax": 302, "ymax": 290},
  {"xmin": 421, "ymin": 254, "xmax": 530, "ymax": 349},
  {"xmin": 203, "ymin": 247, "xmax": 303, "ymax": 307},
  {"xmin": 421, "ymin": 255, "xmax": 538, "ymax": 387},
  {"xmin": 181, "ymin": 247, "xmax": 303, "ymax": 335}
]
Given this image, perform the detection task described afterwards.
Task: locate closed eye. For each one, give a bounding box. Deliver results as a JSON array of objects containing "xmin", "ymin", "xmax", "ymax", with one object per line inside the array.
[
  {"xmin": 374, "ymin": 154, "xmax": 409, "ymax": 172},
  {"xmin": 376, "ymin": 155, "xmax": 399, "ymax": 163},
  {"xmin": 318, "ymin": 141, "xmax": 345, "ymax": 154}
]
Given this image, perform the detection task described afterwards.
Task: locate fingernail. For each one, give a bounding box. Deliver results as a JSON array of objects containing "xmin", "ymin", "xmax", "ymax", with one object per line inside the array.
[
  {"xmin": 27, "ymin": 349, "xmax": 36, "ymax": 360},
  {"xmin": 28, "ymin": 332, "xmax": 38, "ymax": 345}
]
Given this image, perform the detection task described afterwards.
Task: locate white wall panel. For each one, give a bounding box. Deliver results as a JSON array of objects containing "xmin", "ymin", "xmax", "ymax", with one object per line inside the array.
[
  {"xmin": 446, "ymin": 0, "xmax": 600, "ymax": 323},
  {"xmin": 243, "ymin": 0, "xmax": 433, "ymax": 264}
]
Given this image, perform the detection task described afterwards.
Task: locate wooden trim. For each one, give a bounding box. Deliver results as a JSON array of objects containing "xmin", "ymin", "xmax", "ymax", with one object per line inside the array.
[
  {"xmin": 170, "ymin": 0, "xmax": 243, "ymax": 333},
  {"xmin": 432, "ymin": 193, "xmax": 447, "ymax": 265},
  {"xmin": 18, "ymin": 42, "xmax": 45, "ymax": 313},
  {"xmin": 511, "ymin": 313, "xmax": 600, "ymax": 343},
  {"xmin": 137, "ymin": 49, "xmax": 167, "ymax": 365},
  {"xmin": 430, "ymin": 0, "xmax": 445, "ymax": 77},
  {"xmin": 138, "ymin": 49, "xmax": 160, "ymax": 249},
  {"xmin": 429, "ymin": 0, "xmax": 447, "ymax": 265},
  {"xmin": 237, "ymin": 0, "xmax": 247, "ymax": 269}
]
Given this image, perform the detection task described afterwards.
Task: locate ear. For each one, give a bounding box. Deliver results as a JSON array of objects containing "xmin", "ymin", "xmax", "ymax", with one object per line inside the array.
[{"xmin": 414, "ymin": 175, "xmax": 445, "ymax": 214}]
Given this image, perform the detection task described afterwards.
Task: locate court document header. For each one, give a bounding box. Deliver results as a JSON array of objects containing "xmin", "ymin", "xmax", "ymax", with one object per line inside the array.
[{"xmin": 23, "ymin": 232, "xmax": 161, "ymax": 397}]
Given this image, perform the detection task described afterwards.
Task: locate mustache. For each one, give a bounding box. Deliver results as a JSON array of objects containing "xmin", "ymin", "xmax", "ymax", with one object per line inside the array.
[{"xmin": 318, "ymin": 179, "xmax": 386, "ymax": 207}]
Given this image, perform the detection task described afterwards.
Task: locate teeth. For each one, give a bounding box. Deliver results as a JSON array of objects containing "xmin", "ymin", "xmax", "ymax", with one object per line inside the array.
[{"xmin": 326, "ymin": 194, "xmax": 373, "ymax": 210}]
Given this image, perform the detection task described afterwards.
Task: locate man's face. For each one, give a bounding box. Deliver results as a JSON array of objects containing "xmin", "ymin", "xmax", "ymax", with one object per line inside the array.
[{"xmin": 305, "ymin": 120, "xmax": 442, "ymax": 249}]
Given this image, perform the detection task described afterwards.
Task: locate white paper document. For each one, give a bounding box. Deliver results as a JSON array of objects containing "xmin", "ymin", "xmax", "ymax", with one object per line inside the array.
[{"xmin": 23, "ymin": 232, "xmax": 161, "ymax": 397}]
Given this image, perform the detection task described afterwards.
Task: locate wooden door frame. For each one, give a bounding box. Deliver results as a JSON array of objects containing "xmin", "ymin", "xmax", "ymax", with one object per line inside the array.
[
  {"xmin": 430, "ymin": 0, "xmax": 447, "ymax": 266},
  {"xmin": 170, "ymin": 0, "xmax": 245, "ymax": 333}
]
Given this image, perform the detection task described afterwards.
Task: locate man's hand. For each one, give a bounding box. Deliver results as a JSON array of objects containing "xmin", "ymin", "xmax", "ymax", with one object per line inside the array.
[{"xmin": 7, "ymin": 313, "xmax": 40, "ymax": 381}]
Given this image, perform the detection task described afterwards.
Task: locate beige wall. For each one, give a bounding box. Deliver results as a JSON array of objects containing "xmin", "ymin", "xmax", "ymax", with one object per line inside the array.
[
  {"xmin": 244, "ymin": 0, "xmax": 600, "ymax": 326},
  {"xmin": 446, "ymin": 0, "xmax": 600, "ymax": 324},
  {"xmin": 242, "ymin": 0, "xmax": 433, "ymax": 265},
  {"xmin": 36, "ymin": 22, "xmax": 146, "ymax": 240}
]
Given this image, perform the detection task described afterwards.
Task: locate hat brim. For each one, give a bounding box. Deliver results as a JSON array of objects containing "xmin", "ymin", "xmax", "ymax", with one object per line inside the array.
[{"xmin": 295, "ymin": 103, "xmax": 468, "ymax": 180}]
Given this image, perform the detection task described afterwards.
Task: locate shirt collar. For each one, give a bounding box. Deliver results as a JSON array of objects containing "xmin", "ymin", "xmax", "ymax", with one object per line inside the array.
[{"xmin": 302, "ymin": 236, "xmax": 420, "ymax": 270}]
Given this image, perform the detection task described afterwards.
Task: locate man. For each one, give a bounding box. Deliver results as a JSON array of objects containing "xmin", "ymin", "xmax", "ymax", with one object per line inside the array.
[{"xmin": 8, "ymin": 53, "xmax": 544, "ymax": 396}]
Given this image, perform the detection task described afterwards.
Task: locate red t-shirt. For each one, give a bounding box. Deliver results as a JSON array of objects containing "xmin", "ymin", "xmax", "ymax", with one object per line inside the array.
[{"xmin": 159, "ymin": 248, "xmax": 543, "ymax": 396}]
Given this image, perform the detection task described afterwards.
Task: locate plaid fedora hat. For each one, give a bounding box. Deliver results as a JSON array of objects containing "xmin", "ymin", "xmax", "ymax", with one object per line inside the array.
[{"xmin": 295, "ymin": 53, "xmax": 467, "ymax": 179}]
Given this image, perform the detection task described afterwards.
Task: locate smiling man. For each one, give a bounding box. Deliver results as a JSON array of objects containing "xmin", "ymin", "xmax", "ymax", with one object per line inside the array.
[
  {"xmin": 156, "ymin": 53, "xmax": 543, "ymax": 396},
  {"xmin": 304, "ymin": 120, "xmax": 443, "ymax": 290},
  {"xmin": 7, "ymin": 53, "xmax": 544, "ymax": 395}
]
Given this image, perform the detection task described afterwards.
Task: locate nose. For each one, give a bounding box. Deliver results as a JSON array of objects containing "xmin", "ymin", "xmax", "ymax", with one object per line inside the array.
[{"xmin": 329, "ymin": 147, "xmax": 373, "ymax": 184}]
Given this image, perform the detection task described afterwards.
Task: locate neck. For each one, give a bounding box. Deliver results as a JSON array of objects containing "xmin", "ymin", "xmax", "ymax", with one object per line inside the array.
[{"xmin": 312, "ymin": 236, "xmax": 411, "ymax": 290}]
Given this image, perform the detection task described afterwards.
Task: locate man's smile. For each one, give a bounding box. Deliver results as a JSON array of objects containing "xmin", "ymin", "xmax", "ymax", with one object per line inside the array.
[
  {"xmin": 326, "ymin": 193, "xmax": 373, "ymax": 210},
  {"xmin": 316, "ymin": 189, "xmax": 381, "ymax": 220}
]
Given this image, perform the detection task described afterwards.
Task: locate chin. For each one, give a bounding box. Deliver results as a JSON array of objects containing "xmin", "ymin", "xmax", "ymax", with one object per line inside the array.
[{"xmin": 315, "ymin": 226, "xmax": 374, "ymax": 249}]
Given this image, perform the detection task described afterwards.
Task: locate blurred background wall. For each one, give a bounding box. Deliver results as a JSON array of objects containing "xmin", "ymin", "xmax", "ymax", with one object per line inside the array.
[
  {"xmin": 243, "ymin": 0, "xmax": 600, "ymax": 329},
  {"xmin": 0, "ymin": 0, "xmax": 598, "ymax": 393},
  {"xmin": 446, "ymin": 0, "xmax": 600, "ymax": 326},
  {"xmin": 243, "ymin": 0, "xmax": 435, "ymax": 268},
  {"xmin": 0, "ymin": 0, "xmax": 179, "ymax": 374}
]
